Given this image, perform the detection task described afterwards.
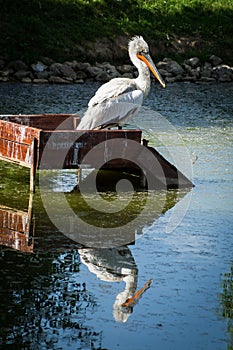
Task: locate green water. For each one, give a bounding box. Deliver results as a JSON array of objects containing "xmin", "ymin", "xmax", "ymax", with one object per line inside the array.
[{"xmin": 0, "ymin": 82, "xmax": 232, "ymax": 349}]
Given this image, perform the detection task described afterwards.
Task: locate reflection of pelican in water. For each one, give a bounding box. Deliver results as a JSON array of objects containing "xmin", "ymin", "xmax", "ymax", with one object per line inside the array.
[{"xmin": 78, "ymin": 246, "xmax": 138, "ymax": 322}]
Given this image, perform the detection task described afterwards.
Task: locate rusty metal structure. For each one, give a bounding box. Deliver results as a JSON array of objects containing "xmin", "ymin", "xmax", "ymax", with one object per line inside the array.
[{"xmin": 0, "ymin": 114, "xmax": 193, "ymax": 192}]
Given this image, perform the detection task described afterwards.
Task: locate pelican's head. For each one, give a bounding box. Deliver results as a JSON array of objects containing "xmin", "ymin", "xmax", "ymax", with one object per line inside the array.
[{"xmin": 128, "ymin": 36, "xmax": 166, "ymax": 88}]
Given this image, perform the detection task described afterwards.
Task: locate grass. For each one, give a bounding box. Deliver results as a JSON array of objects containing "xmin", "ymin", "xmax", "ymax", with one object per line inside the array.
[{"xmin": 0, "ymin": 0, "xmax": 233, "ymax": 64}]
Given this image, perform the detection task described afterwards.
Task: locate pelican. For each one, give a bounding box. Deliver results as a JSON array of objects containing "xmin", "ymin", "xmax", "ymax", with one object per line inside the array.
[{"xmin": 77, "ymin": 36, "xmax": 165, "ymax": 130}]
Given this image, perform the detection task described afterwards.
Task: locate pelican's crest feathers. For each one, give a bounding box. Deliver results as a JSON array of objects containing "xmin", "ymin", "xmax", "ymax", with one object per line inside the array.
[{"xmin": 128, "ymin": 36, "xmax": 149, "ymax": 54}]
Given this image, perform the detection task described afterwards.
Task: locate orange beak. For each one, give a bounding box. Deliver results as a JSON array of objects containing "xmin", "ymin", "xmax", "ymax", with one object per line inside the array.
[{"xmin": 137, "ymin": 53, "xmax": 166, "ymax": 88}]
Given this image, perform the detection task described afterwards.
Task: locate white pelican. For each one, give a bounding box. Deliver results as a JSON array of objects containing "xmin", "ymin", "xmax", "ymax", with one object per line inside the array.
[{"xmin": 77, "ymin": 36, "xmax": 165, "ymax": 130}]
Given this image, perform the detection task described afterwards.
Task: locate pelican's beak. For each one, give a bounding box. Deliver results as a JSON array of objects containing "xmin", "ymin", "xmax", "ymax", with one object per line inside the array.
[{"xmin": 137, "ymin": 52, "xmax": 166, "ymax": 88}]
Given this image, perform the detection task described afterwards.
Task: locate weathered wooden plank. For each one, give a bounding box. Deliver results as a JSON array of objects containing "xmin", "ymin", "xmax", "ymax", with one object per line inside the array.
[
  {"xmin": 0, "ymin": 119, "xmax": 41, "ymax": 145},
  {"xmin": 0, "ymin": 138, "xmax": 33, "ymax": 166},
  {"xmin": 30, "ymin": 138, "xmax": 38, "ymax": 192}
]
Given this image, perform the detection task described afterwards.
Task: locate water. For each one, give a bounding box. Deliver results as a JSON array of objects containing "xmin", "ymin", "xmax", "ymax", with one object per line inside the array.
[{"xmin": 0, "ymin": 82, "xmax": 233, "ymax": 349}]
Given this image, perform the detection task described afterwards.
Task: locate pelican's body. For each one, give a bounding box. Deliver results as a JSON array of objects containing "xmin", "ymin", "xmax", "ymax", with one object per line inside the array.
[{"xmin": 77, "ymin": 36, "xmax": 165, "ymax": 130}]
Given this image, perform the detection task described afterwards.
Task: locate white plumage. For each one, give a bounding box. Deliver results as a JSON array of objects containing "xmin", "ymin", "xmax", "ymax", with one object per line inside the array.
[{"xmin": 77, "ymin": 36, "xmax": 165, "ymax": 130}]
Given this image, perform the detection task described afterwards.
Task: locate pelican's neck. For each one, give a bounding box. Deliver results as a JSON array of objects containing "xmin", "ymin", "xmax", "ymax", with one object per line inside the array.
[{"xmin": 132, "ymin": 57, "xmax": 151, "ymax": 99}]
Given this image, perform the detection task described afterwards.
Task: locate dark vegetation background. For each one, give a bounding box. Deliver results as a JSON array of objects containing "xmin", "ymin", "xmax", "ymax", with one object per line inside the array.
[{"xmin": 0, "ymin": 0, "xmax": 232, "ymax": 64}]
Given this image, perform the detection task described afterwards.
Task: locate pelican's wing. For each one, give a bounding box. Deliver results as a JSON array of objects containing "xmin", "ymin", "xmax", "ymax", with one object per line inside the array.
[
  {"xmin": 77, "ymin": 89, "xmax": 143, "ymax": 130},
  {"xmin": 88, "ymin": 78, "xmax": 138, "ymax": 107}
]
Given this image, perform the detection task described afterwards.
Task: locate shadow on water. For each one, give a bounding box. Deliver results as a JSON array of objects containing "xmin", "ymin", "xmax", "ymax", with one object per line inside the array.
[{"xmin": 0, "ymin": 159, "xmax": 191, "ymax": 347}]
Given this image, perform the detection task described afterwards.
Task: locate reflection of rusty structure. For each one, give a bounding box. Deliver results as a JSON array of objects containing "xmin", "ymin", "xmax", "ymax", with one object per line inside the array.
[
  {"xmin": 0, "ymin": 194, "xmax": 34, "ymax": 253},
  {"xmin": 0, "ymin": 187, "xmax": 191, "ymax": 253},
  {"xmin": 0, "ymin": 114, "xmax": 193, "ymax": 192}
]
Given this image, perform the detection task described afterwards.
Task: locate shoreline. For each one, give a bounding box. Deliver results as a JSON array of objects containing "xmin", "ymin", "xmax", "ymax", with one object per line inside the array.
[{"xmin": 0, "ymin": 55, "xmax": 232, "ymax": 85}]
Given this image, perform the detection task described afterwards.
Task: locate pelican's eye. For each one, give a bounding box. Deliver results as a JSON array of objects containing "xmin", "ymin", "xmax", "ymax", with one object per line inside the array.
[{"xmin": 138, "ymin": 49, "xmax": 149, "ymax": 56}]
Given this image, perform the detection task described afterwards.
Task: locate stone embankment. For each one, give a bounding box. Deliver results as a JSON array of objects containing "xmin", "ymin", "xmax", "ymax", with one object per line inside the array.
[{"xmin": 0, "ymin": 55, "xmax": 232, "ymax": 84}]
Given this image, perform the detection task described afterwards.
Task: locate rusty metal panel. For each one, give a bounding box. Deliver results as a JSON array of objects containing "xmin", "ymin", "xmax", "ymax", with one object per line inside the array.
[
  {"xmin": 0, "ymin": 206, "xmax": 33, "ymax": 253},
  {"xmin": 0, "ymin": 138, "xmax": 33, "ymax": 167},
  {"xmin": 38, "ymin": 129, "xmax": 142, "ymax": 169},
  {"xmin": 1, "ymin": 114, "xmax": 77, "ymax": 130},
  {"xmin": 0, "ymin": 206, "xmax": 30, "ymax": 233},
  {"xmin": 0, "ymin": 119, "xmax": 41, "ymax": 145},
  {"xmin": 0, "ymin": 119, "xmax": 40, "ymax": 168},
  {"xmin": 0, "ymin": 116, "xmax": 142, "ymax": 170},
  {"xmin": 0, "ymin": 229, "xmax": 33, "ymax": 253}
]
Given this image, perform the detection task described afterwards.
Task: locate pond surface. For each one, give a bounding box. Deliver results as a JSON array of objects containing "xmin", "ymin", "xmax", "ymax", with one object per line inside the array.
[{"xmin": 0, "ymin": 82, "xmax": 233, "ymax": 349}]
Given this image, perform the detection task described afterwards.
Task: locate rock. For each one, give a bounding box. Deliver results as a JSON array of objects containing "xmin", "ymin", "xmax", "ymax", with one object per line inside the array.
[
  {"xmin": 157, "ymin": 59, "xmax": 184, "ymax": 76},
  {"xmin": 31, "ymin": 61, "xmax": 47, "ymax": 72},
  {"xmin": 218, "ymin": 75, "xmax": 232, "ymax": 82},
  {"xmin": 8, "ymin": 60, "xmax": 28, "ymax": 71},
  {"xmin": 21, "ymin": 77, "xmax": 32, "ymax": 83},
  {"xmin": 0, "ymin": 76, "xmax": 9, "ymax": 82},
  {"xmin": 209, "ymin": 55, "xmax": 223, "ymax": 67},
  {"xmin": 183, "ymin": 63, "xmax": 200, "ymax": 79},
  {"xmin": 40, "ymin": 56, "xmax": 55, "ymax": 66},
  {"xmin": 121, "ymin": 72, "xmax": 134, "ymax": 79},
  {"xmin": 201, "ymin": 62, "xmax": 213, "ymax": 78},
  {"xmin": 169, "ymin": 62, "xmax": 184, "ymax": 76},
  {"xmin": 157, "ymin": 60, "xmax": 168, "ymax": 70},
  {"xmin": 49, "ymin": 63, "xmax": 63, "ymax": 75},
  {"xmin": 116, "ymin": 64, "xmax": 134, "ymax": 75},
  {"xmin": 87, "ymin": 62, "xmax": 121, "ymax": 82},
  {"xmin": 163, "ymin": 57, "xmax": 173, "ymax": 63},
  {"xmin": 0, "ymin": 69, "xmax": 11, "ymax": 77},
  {"xmin": 183, "ymin": 76, "xmax": 197, "ymax": 82},
  {"xmin": 86, "ymin": 65, "xmax": 103, "ymax": 78},
  {"xmin": 97, "ymin": 62, "xmax": 120, "ymax": 78},
  {"xmin": 63, "ymin": 61, "xmax": 75, "ymax": 67},
  {"xmin": 165, "ymin": 76, "xmax": 183, "ymax": 83},
  {"xmin": 60, "ymin": 64, "xmax": 77, "ymax": 80},
  {"xmin": 74, "ymin": 79, "xmax": 84, "ymax": 84},
  {"xmin": 191, "ymin": 67, "xmax": 201, "ymax": 79},
  {"xmin": 75, "ymin": 62, "xmax": 91, "ymax": 72},
  {"xmin": 1, "ymin": 54, "xmax": 232, "ymax": 85},
  {"xmin": 35, "ymin": 71, "xmax": 50, "ymax": 79},
  {"xmin": 183, "ymin": 64, "xmax": 193, "ymax": 75},
  {"xmin": 75, "ymin": 71, "xmax": 88, "ymax": 80},
  {"xmin": 158, "ymin": 69, "xmax": 173, "ymax": 78},
  {"xmin": 185, "ymin": 57, "xmax": 201, "ymax": 68},
  {"xmin": 201, "ymin": 67, "xmax": 212, "ymax": 78},
  {"xmin": 199, "ymin": 77, "xmax": 216, "ymax": 82},
  {"xmin": 49, "ymin": 63, "xmax": 77, "ymax": 81},
  {"xmin": 33, "ymin": 78, "xmax": 49, "ymax": 84},
  {"xmin": 212, "ymin": 65, "xmax": 233, "ymax": 82},
  {"xmin": 95, "ymin": 71, "xmax": 109, "ymax": 82},
  {"xmin": 48, "ymin": 76, "xmax": 71, "ymax": 84},
  {"xmin": 203, "ymin": 62, "xmax": 212, "ymax": 70},
  {"xmin": 63, "ymin": 76, "xmax": 74, "ymax": 82},
  {"xmin": 14, "ymin": 70, "xmax": 33, "ymax": 80}
]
